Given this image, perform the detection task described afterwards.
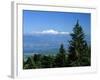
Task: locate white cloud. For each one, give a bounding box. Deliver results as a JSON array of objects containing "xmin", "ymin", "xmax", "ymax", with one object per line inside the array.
[
  {"xmin": 31, "ymin": 29, "xmax": 70, "ymax": 35},
  {"xmin": 42, "ymin": 29, "xmax": 59, "ymax": 34}
]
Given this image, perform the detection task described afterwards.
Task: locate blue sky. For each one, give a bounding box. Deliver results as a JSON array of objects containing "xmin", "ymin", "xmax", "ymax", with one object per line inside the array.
[{"xmin": 23, "ymin": 10, "xmax": 91, "ymax": 35}]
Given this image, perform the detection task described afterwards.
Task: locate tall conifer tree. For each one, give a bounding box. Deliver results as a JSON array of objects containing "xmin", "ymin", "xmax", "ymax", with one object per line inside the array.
[
  {"xmin": 68, "ymin": 20, "xmax": 90, "ymax": 66},
  {"xmin": 55, "ymin": 44, "xmax": 66, "ymax": 67}
]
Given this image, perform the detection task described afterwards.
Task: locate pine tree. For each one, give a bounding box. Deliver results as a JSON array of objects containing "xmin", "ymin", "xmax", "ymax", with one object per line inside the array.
[
  {"xmin": 68, "ymin": 20, "xmax": 90, "ymax": 66},
  {"xmin": 24, "ymin": 56, "xmax": 36, "ymax": 69},
  {"xmin": 33, "ymin": 54, "xmax": 42, "ymax": 68},
  {"xmin": 55, "ymin": 44, "xmax": 66, "ymax": 67}
]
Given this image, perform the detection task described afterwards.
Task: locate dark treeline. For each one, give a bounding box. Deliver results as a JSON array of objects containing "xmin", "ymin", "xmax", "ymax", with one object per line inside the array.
[{"xmin": 23, "ymin": 20, "xmax": 91, "ymax": 69}]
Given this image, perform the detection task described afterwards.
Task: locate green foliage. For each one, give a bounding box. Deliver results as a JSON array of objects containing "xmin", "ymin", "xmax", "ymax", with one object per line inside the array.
[
  {"xmin": 33, "ymin": 54, "xmax": 42, "ymax": 68},
  {"xmin": 23, "ymin": 20, "xmax": 91, "ymax": 69},
  {"xmin": 23, "ymin": 44, "xmax": 68, "ymax": 69},
  {"xmin": 54, "ymin": 44, "xmax": 67, "ymax": 67},
  {"xmin": 41, "ymin": 55, "xmax": 54, "ymax": 68},
  {"xmin": 68, "ymin": 20, "xmax": 91, "ymax": 66},
  {"xmin": 23, "ymin": 56, "xmax": 36, "ymax": 69}
]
